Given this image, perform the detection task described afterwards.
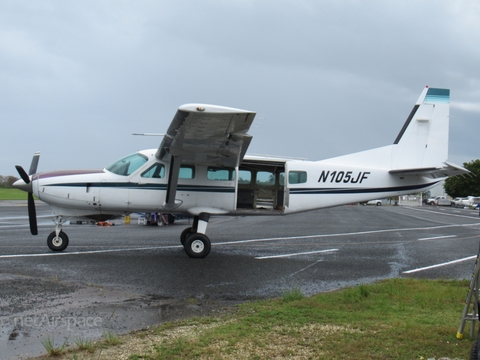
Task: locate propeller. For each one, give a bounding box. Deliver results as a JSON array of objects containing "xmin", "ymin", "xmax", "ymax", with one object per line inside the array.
[
  {"xmin": 14, "ymin": 152, "xmax": 40, "ymax": 235},
  {"xmin": 15, "ymin": 165, "xmax": 30, "ymax": 184}
]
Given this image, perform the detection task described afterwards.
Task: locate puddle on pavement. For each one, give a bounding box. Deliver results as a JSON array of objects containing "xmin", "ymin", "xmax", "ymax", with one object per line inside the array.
[{"xmin": 0, "ymin": 274, "xmax": 236, "ymax": 359}]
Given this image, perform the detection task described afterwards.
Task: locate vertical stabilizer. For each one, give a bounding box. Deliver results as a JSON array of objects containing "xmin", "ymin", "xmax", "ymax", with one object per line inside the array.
[{"xmin": 391, "ymin": 87, "xmax": 450, "ymax": 170}]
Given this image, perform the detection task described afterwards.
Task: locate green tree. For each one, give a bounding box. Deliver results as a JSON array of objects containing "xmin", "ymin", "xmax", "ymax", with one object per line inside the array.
[
  {"xmin": 0, "ymin": 175, "xmax": 19, "ymax": 188},
  {"xmin": 444, "ymin": 160, "xmax": 480, "ymax": 197}
]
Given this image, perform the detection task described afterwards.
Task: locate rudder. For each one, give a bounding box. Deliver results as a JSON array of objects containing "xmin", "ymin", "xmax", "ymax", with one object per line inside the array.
[{"xmin": 391, "ymin": 87, "xmax": 450, "ymax": 170}]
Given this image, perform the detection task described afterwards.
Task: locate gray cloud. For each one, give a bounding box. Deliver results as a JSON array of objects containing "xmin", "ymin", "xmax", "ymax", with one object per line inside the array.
[{"xmin": 1, "ymin": 0, "xmax": 479, "ymax": 175}]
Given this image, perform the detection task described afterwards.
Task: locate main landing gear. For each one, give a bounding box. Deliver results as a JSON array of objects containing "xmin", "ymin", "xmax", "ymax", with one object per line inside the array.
[
  {"xmin": 180, "ymin": 213, "xmax": 211, "ymax": 258},
  {"xmin": 47, "ymin": 216, "xmax": 69, "ymax": 252},
  {"xmin": 43, "ymin": 214, "xmax": 212, "ymax": 258}
]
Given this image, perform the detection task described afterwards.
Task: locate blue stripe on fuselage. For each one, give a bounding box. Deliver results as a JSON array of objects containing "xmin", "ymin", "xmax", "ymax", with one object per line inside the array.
[
  {"xmin": 43, "ymin": 182, "xmax": 235, "ymax": 193},
  {"xmin": 45, "ymin": 181, "xmax": 438, "ymax": 196},
  {"xmin": 289, "ymin": 181, "xmax": 439, "ymax": 195}
]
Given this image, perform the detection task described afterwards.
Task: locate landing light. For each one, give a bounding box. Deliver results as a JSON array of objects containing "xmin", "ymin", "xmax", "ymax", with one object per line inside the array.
[{"xmin": 196, "ymin": 107, "xmax": 205, "ymax": 111}]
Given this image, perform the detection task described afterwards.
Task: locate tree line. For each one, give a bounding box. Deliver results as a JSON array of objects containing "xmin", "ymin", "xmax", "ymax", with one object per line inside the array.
[
  {"xmin": 444, "ymin": 159, "xmax": 480, "ymax": 198},
  {"xmin": 0, "ymin": 175, "xmax": 19, "ymax": 188}
]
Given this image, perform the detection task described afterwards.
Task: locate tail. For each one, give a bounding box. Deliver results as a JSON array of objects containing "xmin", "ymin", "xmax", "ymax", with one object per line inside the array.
[
  {"xmin": 391, "ymin": 86, "xmax": 449, "ymax": 170},
  {"xmin": 320, "ymin": 86, "xmax": 468, "ymax": 177}
]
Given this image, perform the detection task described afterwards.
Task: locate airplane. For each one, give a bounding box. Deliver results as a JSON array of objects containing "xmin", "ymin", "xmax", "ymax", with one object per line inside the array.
[{"xmin": 14, "ymin": 86, "xmax": 468, "ymax": 258}]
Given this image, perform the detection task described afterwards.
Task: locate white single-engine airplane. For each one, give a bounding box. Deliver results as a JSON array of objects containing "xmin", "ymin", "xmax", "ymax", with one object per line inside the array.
[{"xmin": 14, "ymin": 86, "xmax": 467, "ymax": 258}]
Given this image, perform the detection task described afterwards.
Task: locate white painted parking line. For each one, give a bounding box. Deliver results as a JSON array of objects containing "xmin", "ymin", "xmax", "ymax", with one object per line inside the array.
[
  {"xmin": 255, "ymin": 249, "xmax": 338, "ymax": 260},
  {"xmin": 1, "ymin": 220, "xmax": 478, "ymax": 260},
  {"xmin": 0, "ymin": 245, "xmax": 182, "ymax": 258},
  {"xmin": 402, "ymin": 255, "xmax": 476, "ymax": 274},
  {"xmin": 418, "ymin": 235, "xmax": 457, "ymax": 241},
  {"xmin": 0, "ymin": 214, "xmax": 53, "ymax": 220},
  {"xmin": 407, "ymin": 206, "xmax": 480, "ymax": 220},
  {"xmin": 214, "ymin": 223, "xmax": 480, "ymax": 247}
]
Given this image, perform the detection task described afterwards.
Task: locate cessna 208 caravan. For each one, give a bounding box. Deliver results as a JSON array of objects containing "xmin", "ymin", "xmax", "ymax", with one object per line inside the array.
[{"xmin": 14, "ymin": 86, "xmax": 467, "ymax": 258}]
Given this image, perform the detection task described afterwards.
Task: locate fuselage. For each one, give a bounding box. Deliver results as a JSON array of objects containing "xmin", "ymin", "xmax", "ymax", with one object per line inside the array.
[
  {"xmin": 11, "ymin": 88, "xmax": 465, "ymax": 259},
  {"xmin": 24, "ymin": 149, "xmax": 441, "ymax": 220}
]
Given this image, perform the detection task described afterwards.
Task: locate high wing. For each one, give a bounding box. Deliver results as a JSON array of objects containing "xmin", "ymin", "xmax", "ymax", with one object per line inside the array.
[
  {"xmin": 156, "ymin": 103, "xmax": 256, "ymax": 209},
  {"xmin": 156, "ymin": 104, "xmax": 255, "ymax": 167}
]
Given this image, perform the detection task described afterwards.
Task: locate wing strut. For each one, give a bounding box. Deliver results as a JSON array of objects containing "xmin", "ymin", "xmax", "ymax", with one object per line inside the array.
[{"xmin": 163, "ymin": 155, "xmax": 183, "ymax": 210}]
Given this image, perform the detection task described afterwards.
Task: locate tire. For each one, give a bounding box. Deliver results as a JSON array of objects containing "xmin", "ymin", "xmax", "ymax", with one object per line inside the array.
[
  {"xmin": 184, "ymin": 233, "xmax": 211, "ymax": 258},
  {"xmin": 376, "ymin": 202, "xmax": 382, "ymax": 206},
  {"xmin": 180, "ymin": 227, "xmax": 192, "ymax": 246},
  {"xmin": 47, "ymin": 231, "xmax": 69, "ymax": 252}
]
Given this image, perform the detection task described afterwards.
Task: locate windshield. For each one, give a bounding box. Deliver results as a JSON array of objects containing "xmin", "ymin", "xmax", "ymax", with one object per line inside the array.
[{"xmin": 105, "ymin": 153, "xmax": 148, "ymax": 176}]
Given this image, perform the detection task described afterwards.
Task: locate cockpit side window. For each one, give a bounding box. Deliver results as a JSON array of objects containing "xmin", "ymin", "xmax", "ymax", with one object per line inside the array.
[
  {"xmin": 141, "ymin": 163, "xmax": 165, "ymax": 178},
  {"xmin": 105, "ymin": 153, "xmax": 148, "ymax": 176}
]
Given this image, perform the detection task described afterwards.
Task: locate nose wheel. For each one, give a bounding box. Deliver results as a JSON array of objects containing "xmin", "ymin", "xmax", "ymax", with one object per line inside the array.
[
  {"xmin": 47, "ymin": 216, "xmax": 69, "ymax": 252},
  {"xmin": 47, "ymin": 231, "xmax": 69, "ymax": 252}
]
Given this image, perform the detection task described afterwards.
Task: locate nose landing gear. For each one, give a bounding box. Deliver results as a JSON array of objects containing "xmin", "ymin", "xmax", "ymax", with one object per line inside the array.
[{"xmin": 47, "ymin": 216, "xmax": 69, "ymax": 252}]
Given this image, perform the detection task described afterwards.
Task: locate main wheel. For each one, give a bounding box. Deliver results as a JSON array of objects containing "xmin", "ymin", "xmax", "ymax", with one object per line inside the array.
[
  {"xmin": 184, "ymin": 233, "xmax": 211, "ymax": 258},
  {"xmin": 180, "ymin": 227, "xmax": 193, "ymax": 246},
  {"xmin": 47, "ymin": 231, "xmax": 69, "ymax": 252}
]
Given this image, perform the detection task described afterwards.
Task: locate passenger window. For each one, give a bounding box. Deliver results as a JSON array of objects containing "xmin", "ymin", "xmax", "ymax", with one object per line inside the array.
[
  {"xmin": 141, "ymin": 163, "xmax": 165, "ymax": 178},
  {"xmin": 289, "ymin": 171, "xmax": 307, "ymax": 184},
  {"xmin": 207, "ymin": 167, "xmax": 235, "ymax": 181},
  {"xmin": 179, "ymin": 165, "xmax": 195, "ymax": 179},
  {"xmin": 279, "ymin": 172, "xmax": 285, "ymax": 186},
  {"xmin": 238, "ymin": 170, "xmax": 252, "ymax": 184},
  {"xmin": 256, "ymin": 171, "xmax": 275, "ymax": 186}
]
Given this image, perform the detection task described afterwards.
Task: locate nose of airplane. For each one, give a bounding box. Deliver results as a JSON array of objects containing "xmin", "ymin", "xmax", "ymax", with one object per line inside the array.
[{"xmin": 13, "ymin": 178, "xmax": 32, "ymax": 193}]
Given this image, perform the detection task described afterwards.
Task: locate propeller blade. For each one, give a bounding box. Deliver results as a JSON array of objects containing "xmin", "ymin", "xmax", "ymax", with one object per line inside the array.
[
  {"xmin": 29, "ymin": 152, "xmax": 40, "ymax": 175},
  {"xmin": 28, "ymin": 192, "xmax": 38, "ymax": 235},
  {"xmin": 15, "ymin": 165, "xmax": 30, "ymax": 184}
]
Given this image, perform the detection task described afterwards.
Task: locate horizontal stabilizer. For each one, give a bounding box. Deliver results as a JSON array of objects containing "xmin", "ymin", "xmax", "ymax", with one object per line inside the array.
[{"xmin": 389, "ymin": 161, "xmax": 469, "ymax": 178}]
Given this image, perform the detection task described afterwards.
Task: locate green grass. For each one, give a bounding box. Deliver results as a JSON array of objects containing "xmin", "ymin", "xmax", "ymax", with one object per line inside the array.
[
  {"xmin": 42, "ymin": 335, "xmax": 69, "ymax": 357},
  {"xmin": 74, "ymin": 337, "xmax": 95, "ymax": 353},
  {"xmin": 103, "ymin": 331, "xmax": 122, "ymax": 346},
  {"xmin": 281, "ymin": 287, "xmax": 305, "ymax": 302},
  {"xmin": 0, "ymin": 188, "xmax": 29, "ymax": 200},
  {"xmin": 53, "ymin": 278, "xmax": 476, "ymax": 359}
]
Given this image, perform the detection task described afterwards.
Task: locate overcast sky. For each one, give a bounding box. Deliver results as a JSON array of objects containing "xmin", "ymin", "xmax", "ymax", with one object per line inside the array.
[{"xmin": 1, "ymin": 0, "xmax": 479, "ymax": 176}]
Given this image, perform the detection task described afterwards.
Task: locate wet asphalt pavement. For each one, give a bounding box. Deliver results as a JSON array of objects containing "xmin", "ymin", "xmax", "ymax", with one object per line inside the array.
[{"xmin": 1, "ymin": 200, "xmax": 480, "ymax": 359}]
